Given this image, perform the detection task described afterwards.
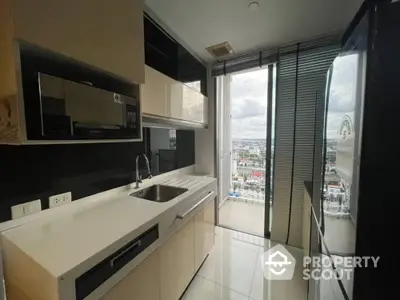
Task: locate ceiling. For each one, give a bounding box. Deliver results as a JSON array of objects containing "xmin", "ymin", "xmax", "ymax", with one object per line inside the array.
[{"xmin": 144, "ymin": 0, "xmax": 363, "ymax": 62}]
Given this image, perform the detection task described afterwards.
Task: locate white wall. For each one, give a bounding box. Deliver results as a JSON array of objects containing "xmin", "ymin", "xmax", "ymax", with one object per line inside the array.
[{"xmin": 194, "ymin": 65, "xmax": 215, "ymax": 177}]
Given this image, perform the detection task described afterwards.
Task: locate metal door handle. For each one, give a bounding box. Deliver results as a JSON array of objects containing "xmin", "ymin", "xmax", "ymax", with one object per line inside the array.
[
  {"xmin": 176, "ymin": 191, "xmax": 214, "ymax": 219},
  {"xmin": 110, "ymin": 240, "xmax": 142, "ymax": 268}
]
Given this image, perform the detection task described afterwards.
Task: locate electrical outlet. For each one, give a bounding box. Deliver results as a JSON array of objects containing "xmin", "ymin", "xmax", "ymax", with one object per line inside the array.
[
  {"xmin": 11, "ymin": 200, "xmax": 42, "ymax": 219},
  {"xmin": 49, "ymin": 192, "xmax": 72, "ymax": 208}
]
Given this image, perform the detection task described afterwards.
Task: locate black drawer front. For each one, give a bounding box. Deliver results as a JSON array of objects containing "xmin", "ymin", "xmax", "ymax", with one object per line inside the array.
[{"xmin": 75, "ymin": 224, "xmax": 159, "ymax": 300}]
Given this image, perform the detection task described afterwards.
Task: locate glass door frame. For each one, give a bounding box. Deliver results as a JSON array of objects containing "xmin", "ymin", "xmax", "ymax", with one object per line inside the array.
[{"xmin": 214, "ymin": 64, "xmax": 276, "ymax": 239}]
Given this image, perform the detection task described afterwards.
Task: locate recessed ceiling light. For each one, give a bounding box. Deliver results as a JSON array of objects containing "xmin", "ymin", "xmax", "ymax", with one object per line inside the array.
[{"xmin": 248, "ymin": 1, "xmax": 260, "ymax": 11}]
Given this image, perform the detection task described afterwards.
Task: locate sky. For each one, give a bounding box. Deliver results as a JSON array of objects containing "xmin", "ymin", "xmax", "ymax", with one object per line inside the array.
[
  {"xmin": 326, "ymin": 54, "xmax": 359, "ymax": 139},
  {"xmin": 230, "ymin": 68, "xmax": 272, "ymax": 139},
  {"xmin": 229, "ymin": 54, "xmax": 358, "ymax": 140}
]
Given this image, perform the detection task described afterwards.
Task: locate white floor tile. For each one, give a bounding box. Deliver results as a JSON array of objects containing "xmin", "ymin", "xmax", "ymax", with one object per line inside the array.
[
  {"xmin": 215, "ymin": 226, "xmax": 264, "ymax": 253},
  {"xmin": 197, "ymin": 240, "xmax": 258, "ymax": 296},
  {"xmin": 181, "ymin": 276, "xmax": 249, "ymax": 300},
  {"xmin": 185, "ymin": 227, "xmax": 308, "ymax": 300}
]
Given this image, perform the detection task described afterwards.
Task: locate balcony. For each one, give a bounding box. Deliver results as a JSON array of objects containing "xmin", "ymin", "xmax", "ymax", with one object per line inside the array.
[{"xmin": 219, "ymin": 193, "xmax": 272, "ymax": 237}]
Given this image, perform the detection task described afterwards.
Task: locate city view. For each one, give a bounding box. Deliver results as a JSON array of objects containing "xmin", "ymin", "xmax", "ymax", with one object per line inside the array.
[
  {"xmin": 229, "ymin": 138, "xmax": 273, "ymax": 202},
  {"xmin": 322, "ymin": 54, "xmax": 360, "ymax": 219},
  {"xmin": 323, "ymin": 139, "xmax": 350, "ymax": 216}
]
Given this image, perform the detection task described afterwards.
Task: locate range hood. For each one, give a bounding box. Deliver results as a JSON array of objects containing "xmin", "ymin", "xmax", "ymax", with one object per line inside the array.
[{"xmin": 142, "ymin": 114, "xmax": 207, "ymax": 130}]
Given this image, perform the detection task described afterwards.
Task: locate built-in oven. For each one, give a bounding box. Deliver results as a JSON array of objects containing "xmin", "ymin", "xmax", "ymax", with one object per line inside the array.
[{"xmin": 19, "ymin": 47, "xmax": 142, "ymax": 142}]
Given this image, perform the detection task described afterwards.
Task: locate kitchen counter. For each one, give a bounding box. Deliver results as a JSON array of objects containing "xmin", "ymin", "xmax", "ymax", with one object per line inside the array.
[{"xmin": 1, "ymin": 173, "xmax": 216, "ymax": 300}]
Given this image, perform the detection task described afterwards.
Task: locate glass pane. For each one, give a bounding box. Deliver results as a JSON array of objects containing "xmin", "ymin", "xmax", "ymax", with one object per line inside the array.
[
  {"xmin": 184, "ymin": 81, "xmax": 201, "ymax": 93},
  {"xmin": 323, "ymin": 53, "xmax": 362, "ymax": 256},
  {"xmin": 218, "ymin": 67, "xmax": 272, "ymax": 236}
]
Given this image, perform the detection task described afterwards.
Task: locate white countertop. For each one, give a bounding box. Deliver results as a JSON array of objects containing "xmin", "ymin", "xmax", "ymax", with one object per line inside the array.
[{"xmin": 1, "ymin": 174, "xmax": 216, "ymax": 279}]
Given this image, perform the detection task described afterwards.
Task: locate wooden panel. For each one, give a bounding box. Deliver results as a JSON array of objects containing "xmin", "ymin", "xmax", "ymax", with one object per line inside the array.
[
  {"xmin": 159, "ymin": 220, "xmax": 195, "ymax": 300},
  {"xmin": 176, "ymin": 220, "xmax": 195, "ymax": 298},
  {"xmin": 96, "ymin": 0, "xmax": 144, "ymax": 83},
  {"xmin": 101, "ymin": 250, "xmax": 160, "ymax": 300},
  {"xmin": 194, "ymin": 198, "xmax": 215, "ymax": 270},
  {"xmin": 141, "ymin": 66, "xmax": 168, "ymax": 117},
  {"xmin": 0, "ymin": 95, "xmax": 20, "ymax": 144},
  {"xmin": 0, "ymin": 1, "xmax": 21, "ymax": 144},
  {"xmin": 2, "ymin": 236, "xmax": 58, "ymax": 300},
  {"xmin": 202, "ymin": 96, "xmax": 209, "ymax": 125},
  {"xmin": 11, "ymin": 0, "xmax": 144, "ymax": 83},
  {"xmin": 159, "ymin": 231, "xmax": 179, "ymax": 300},
  {"xmin": 167, "ymin": 77, "xmax": 183, "ymax": 119}
]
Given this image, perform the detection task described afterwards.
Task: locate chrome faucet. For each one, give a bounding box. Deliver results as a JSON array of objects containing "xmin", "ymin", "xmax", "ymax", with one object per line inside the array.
[{"xmin": 135, "ymin": 153, "xmax": 152, "ymax": 188}]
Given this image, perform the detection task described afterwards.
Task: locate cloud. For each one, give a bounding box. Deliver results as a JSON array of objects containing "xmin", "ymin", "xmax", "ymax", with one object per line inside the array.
[
  {"xmin": 229, "ymin": 68, "xmax": 269, "ymax": 139},
  {"xmin": 232, "ymin": 98, "xmax": 266, "ymax": 119},
  {"xmin": 327, "ymin": 112, "xmax": 343, "ymax": 139},
  {"xmin": 326, "ymin": 54, "xmax": 359, "ymax": 138},
  {"xmin": 227, "ymin": 53, "xmax": 360, "ymax": 140}
]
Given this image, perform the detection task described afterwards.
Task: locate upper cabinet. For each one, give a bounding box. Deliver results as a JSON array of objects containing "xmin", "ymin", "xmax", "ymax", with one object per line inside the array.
[
  {"xmin": 144, "ymin": 16, "xmax": 177, "ymax": 80},
  {"xmin": 178, "ymin": 45, "xmax": 208, "ymax": 97},
  {"xmin": 182, "ymin": 84, "xmax": 207, "ymax": 124},
  {"xmin": 7, "ymin": 0, "xmax": 145, "ymax": 83},
  {"xmin": 167, "ymin": 77, "xmax": 184, "ymax": 120},
  {"xmin": 142, "ymin": 14, "xmax": 208, "ymax": 125},
  {"xmin": 144, "ymin": 14, "xmax": 208, "ymax": 97},
  {"xmin": 141, "ymin": 65, "xmax": 169, "ymax": 117},
  {"xmin": 142, "ymin": 65, "xmax": 208, "ymax": 125}
]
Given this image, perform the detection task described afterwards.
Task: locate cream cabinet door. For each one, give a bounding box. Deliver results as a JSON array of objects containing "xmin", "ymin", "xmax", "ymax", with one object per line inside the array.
[
  {"xmin": 159, "ymin": 220, "xmax": 195, "ymax": 300},
  {"xmin": 10, "ymin": 0, "xmax": 145, "ymax": 83},
  {"xmin": 141, "ymin": 66, "xmax": 169, "ymax": 117},
  {"xmin": 202, "ymin": 96, "xmax": 209, "ymax": 125},
  {"xmin": 101, "ymin": 250, "xmax": 160, "ymax": 300},
  {"xmin": 194, "ymin": 198, "xmax": 215, "ymax": 270},
  {"xmin": 182, "ymin": 85, "xmax": 207, "ymax": 124},
  {"xmin": 167, "ymin": 78, "xmax": 184, "ymax": 120}
]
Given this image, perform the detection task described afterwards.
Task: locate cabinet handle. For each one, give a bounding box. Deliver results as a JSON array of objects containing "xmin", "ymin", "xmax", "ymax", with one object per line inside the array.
[
  {"xmin": 110, "ymin": 240, "xmax": 142, "ymax": 268},
  {"xmin": 176, "ymin": 191, "xmax": 214, "ymax": 219}
]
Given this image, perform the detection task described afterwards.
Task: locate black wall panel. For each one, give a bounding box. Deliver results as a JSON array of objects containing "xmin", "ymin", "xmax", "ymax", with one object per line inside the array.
[{"xmin": 0, "ymin": 129, "xmax": 194, "ymax": 222}]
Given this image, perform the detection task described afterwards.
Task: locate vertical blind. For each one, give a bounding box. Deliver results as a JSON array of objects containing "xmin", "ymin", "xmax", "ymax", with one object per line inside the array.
[
  {"xmin": 212, "ymin": 48, "xmax": 278, "ymax": 76},
  {"xmin": 211, "ymin": 34, "xmax": 341, "ymax": 245},
  {"xmin": 272, "ymin": 41, "xmax": 340, "ymax": 246},
  {"xmin": 211, "ymin": 34, "xmax": 341, "ymax": 77}
]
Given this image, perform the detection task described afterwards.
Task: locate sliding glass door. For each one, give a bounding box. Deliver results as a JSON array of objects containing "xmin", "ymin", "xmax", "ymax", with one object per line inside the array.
[{"xmin": 216, "ymin": 64, "xmax": 276, "ymax": 238}]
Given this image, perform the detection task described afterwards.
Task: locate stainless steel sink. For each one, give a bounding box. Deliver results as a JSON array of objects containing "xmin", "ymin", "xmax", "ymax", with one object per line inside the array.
[{"xmin": 130, "ymin": 185, "xmax": 188, "ymax": 202}]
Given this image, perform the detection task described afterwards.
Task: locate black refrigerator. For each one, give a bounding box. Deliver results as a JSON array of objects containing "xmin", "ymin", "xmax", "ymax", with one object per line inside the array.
[{"xmin": 311, "ymin": 1, "xmax": 400, "ymax": 300}]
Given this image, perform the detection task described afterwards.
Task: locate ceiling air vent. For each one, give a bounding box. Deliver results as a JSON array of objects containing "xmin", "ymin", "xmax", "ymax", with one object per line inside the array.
[{"xmin": 206, "ymin": 42, "xmax": 234, "ymax": 59}]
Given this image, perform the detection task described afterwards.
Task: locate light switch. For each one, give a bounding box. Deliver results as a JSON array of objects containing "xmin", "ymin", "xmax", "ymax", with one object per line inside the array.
[{"xmin": 11, "ymin": 200, "xmax": 42, "ymax": 220}]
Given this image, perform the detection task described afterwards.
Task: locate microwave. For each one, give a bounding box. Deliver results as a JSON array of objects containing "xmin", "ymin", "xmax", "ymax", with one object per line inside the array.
[{"xmin": 0, "ymin": 46, "xmax": 142, "ymax": 144}]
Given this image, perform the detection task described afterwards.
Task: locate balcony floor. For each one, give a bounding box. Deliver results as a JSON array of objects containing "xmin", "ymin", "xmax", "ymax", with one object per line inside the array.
[{"xmin": 219, "ymin": 198, "xmax": 268, "ymax": 237}]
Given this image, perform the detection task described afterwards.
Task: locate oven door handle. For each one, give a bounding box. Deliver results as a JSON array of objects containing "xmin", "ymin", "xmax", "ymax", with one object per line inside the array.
[{"xmin": 109, "ymin": 240, "xmax": 142, "ymax": 268}]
